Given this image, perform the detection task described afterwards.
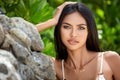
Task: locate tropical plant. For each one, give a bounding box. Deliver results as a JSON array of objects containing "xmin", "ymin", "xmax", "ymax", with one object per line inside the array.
[
  {"xmin": 0, "ymin": 0, "xmax": 56, "ymax": 57},
  {"xmin": 1, "ymin": 0, "xmax": 120, "ymax": 56}
]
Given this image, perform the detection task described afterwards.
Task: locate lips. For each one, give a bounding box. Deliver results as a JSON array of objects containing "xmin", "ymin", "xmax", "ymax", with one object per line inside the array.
[{"xmin": 67, "ymin": 39, "xmax": 79, "ymax": 45}]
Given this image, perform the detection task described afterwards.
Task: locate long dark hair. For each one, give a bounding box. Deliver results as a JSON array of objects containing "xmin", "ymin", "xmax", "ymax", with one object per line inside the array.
[{"xmin": 54, "ymin": 2, "xmax": 101, "ymax": 60}]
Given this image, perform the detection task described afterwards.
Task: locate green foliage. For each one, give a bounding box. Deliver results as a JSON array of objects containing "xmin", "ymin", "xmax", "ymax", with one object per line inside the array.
[
  {"xmin": 1, "ymin": 0, "xmax": 120, "ymax": 56},
  {"xmin": 0, "ymin": 0, "xmax": 54, "ymax": 23},
  {"xmin": 0, "ymin": 0, "xmax": 56, "ymax": 56},
  {"xmin": 40, "ymin": 27, "xmax": 55, "ymax": 57},
  {"xmin": 47, "ymin": 0, "xmax": 64, "ymax": 8},
  {"xmin": 0, "ymin": 0, "xmax": 18, "ymax": 14},
  {"xmin": 100, "ymin": 23, "xmax": 120, "ymax": 53},
  {"xmin": 82, "ymin": 0, "xmax": 120, "ymax": 27}
]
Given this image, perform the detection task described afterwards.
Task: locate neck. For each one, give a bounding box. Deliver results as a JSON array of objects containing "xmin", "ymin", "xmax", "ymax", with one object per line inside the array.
[{"xmin": 66, "ymin": 48, "xmax": 89, "ymax": 70}]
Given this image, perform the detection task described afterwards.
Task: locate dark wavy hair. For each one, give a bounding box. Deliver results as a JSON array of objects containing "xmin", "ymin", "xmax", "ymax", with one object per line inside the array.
[{"xmin": 54, "ymin": 2, "xmax": 101, "ymax": 60}]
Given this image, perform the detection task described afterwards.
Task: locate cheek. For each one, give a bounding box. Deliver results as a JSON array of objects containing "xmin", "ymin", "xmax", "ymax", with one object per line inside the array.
[
  {"xmin": 60, "ymin": 29, "xmax": 69, "ymax": 44},
  {"xmin": 79, "ymin": 31, "xmax": 88, "ymax": 41},
  {"xmin": 60, "ymin": 28, "xmax": 69, "ymax": 38}
]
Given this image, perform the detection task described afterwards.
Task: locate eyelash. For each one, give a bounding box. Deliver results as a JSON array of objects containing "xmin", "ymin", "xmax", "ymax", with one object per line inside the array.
[
  {"xmin": 63, "ymin": 26, "xmax": 71, "ymax": 29},
  {"xmin": 63, "ymin": 25, "xmax": 85, "ymax": 30},
  {"xmin": 78, "ymin": 26, "xmax": 85, "ymax": 30}
]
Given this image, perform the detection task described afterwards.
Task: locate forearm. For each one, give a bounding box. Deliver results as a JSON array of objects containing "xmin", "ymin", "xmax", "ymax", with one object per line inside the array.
[
  {"xmin": 36, "ymin": 2, "xmax": 75, "ymax": 32},
  {"xmin": 36, "ymin": 18, "xmax": 57, "ymax": 32}
]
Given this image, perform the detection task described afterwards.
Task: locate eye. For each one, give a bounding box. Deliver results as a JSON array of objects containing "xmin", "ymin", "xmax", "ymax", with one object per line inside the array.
[
  {"xmin": 78, "ymin": 26, "xmax": 85, "ymax": 30},
  {"xmin": 63, "ymin": 25, "xmax": 71, "ymax": 29},
  {"xmin": 77, "ymin": 24, "xmax": 87, "ymax": 30}
]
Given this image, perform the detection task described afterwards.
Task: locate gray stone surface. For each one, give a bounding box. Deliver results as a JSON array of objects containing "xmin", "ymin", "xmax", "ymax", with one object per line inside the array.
[
  {"xmin": 0, "ymin": 49, "xmax": 22, "ymax": 80},
  {"xmin": 0, "ymin": 15, "xmax": 56, "ymax": 80}
]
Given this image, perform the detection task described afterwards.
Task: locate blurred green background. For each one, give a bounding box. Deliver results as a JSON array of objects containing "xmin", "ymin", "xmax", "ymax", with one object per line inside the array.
[{"xmin": 0, "ymin": 0, "xmax": 120, "ymax": 57}]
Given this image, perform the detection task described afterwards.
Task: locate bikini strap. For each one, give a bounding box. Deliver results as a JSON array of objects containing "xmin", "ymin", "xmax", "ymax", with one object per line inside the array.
[
  {"xmin": 99, "ymin": 52, "xmax": 104, "ymax": 74},
  {"xmin": 98, "ymin": 52, "xmax": 106, "ymax": 80},
  {"xmin": 62, "ymin": 59, "xmax": 66, "ymax": 80}
]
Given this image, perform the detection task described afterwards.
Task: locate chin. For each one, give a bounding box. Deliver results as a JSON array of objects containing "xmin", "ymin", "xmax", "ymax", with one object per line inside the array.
[{"xmin": 67, "ymin": 47, "xmax": 80, "ymax": 51}]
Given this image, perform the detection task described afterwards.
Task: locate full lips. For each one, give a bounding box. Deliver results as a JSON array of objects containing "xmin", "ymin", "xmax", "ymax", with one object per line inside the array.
[{"xmin": 67, "ymin": 39, "xmax": 79, "ymax": 45}]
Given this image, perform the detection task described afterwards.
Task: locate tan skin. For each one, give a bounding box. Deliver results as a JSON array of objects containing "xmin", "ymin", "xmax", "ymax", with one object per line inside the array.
[{"xmin": 36, "ymin": 2, "xmax": 120, "ymax": 80}]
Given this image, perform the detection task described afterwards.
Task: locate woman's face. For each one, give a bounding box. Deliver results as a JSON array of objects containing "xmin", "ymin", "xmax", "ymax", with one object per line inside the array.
[{"xmin": 60, "ymin": 12, "xmax": 88, "ymax": 51}]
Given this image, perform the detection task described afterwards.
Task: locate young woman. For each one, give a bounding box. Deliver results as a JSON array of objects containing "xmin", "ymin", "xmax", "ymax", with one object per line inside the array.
[{"xmin": 36, "ymin": 2, "xmax": 120, "ymax": 80}]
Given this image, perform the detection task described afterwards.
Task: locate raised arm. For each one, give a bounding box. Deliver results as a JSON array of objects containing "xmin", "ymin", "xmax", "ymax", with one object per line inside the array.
[
  {"xmin": 36, "ymin": 2, "xmax": 76, "ymax": 32},
  {"xmin": 36, "ymin": 18, "xmax": 56, "ymax": 32}
]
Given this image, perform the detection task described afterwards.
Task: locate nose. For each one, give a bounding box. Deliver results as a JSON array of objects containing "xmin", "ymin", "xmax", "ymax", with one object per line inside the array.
[{"xmin": 71, "ymin": 28, "xmax": 78, "ymax": 37}]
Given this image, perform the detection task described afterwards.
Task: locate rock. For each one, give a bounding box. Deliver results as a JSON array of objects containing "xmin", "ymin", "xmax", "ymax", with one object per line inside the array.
[
  {"xmin": 0, "ymin": 14, "xmax": 56, "ymax": 80},
  {"xmin": 0, "ymin": 24, "xmax": 5, "ymax": 46},
  {"xmin": 18, "ymin": 63, "xmax": 35, "ymax": 80},
  {"xmin": 25, "ymin": 52, "xmax": 56, "ymax": 80},
  {"xmin": 10, "ymin": 17, "xmax": 44, "ymax": 51},
  {"xmin": 0, "ymin": 49, "xmax": 22, "ymax": 80},
  {"xmin": 10, "ymin": 28, "xmax": 31, "ymax": 51}
]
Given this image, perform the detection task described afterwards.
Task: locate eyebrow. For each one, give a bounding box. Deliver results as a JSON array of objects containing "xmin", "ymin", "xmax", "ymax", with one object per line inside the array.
[
  {"xmin": 77, "ymin": 24, "xmax": 87, "ymax": 27},
  {"xmin": 62, "ymin": 22, "xmax": 87, "ymax": 27},
  {"xmin": 62, "ymin": 22, "xmax": 72, "ymax": 26}
]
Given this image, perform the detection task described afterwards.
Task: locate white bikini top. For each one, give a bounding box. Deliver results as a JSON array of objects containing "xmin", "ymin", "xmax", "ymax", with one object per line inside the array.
[{"xmin": 61, "ymin": 52, "xmax": 106, "ymax": 80}]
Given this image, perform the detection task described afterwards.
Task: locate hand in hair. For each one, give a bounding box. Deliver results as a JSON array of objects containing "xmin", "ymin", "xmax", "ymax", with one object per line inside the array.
[
  {"xmin": 53, "ymin": 2, "xmax": 76, "ymax": 24},
  {"xmin": 36, "ymin": 1, "xmax": 76, "ymax": 32}
]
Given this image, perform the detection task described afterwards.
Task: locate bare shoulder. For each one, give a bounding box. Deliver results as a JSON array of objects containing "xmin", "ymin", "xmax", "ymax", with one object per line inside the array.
[
  {"xmin": 103, "ymin": 51, "xmax": 120, "ymax": 79},
  {"xmin": 103, "ymin": 51, "xmax": 120, "ymax": 67},
  {"xmin": 54, "ymin": 59, "xmax": 62, "ymax": 67},
  {"xmin": 50, "ymin": 57, "xmax": 62, "ymax": 70},
  {"xmin": 49, "ymin": 57, "xmax": 62, "ymax": 68},
  {"xmin": 103, "ymin": 51, "xmax": 120, "ymax": 64},
  {"xmin": 104, "ymin": 51, "xmax": 120, "ymax": 60}
]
